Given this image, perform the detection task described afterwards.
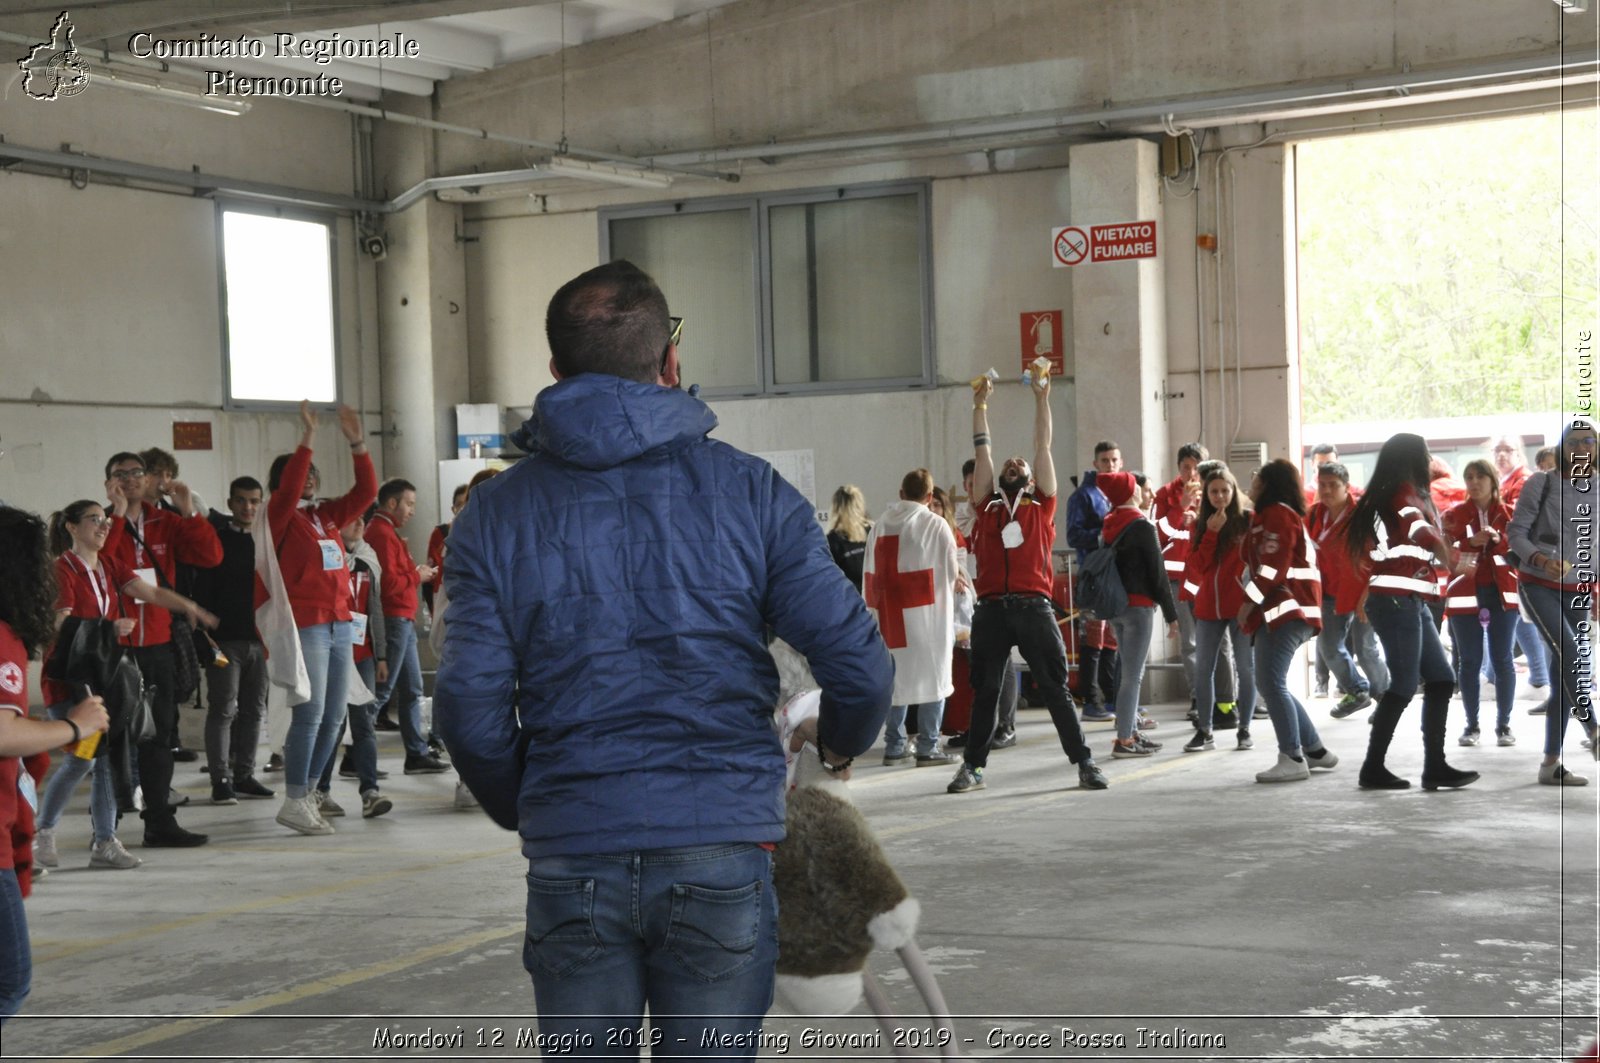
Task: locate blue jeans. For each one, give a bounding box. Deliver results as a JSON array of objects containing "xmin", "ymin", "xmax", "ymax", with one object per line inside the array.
[
  {"xmin": 1516, "ymin": 616, "xmax": 1551, "ymax": 686},
  {"xmin": 1520, "ymin": 582, "xmax": 1598, "ymax": 757},
  {"xmin": 1319, "ymin": 609, "xmax": 1389, "ymax": 699},
  {"xmin": 375, "ymin": 617, "xmax": 429, "ymax": 758},
  {"xmin": 285, "ymin": 622, "xmax": 353, "ymax": 799},
  {"xmin": 1108, "ymin": 607, "xmax": 1156, "ymax": 742},
  {"xmin": 1194, "ymin": 619, "xmax": 1255, "ymax": 732},
  {"xmin": 883, "ymin": 701, "xmax": 946, "ymax": 757},
  {"xmin": 36, "ymin": 702, "xmax": 117, "ymax": 843},
  {"xmin": 316, "ymin": 655, "xmax": 381, "ymax": 794},
  {"xmin": 0, "ymin": 869, "xmax": 28, "ymax": 1023},
  {"xmin": 1253, "ymin": 620, "xmax": 1324, "ymax": 755},
  {"xmin": 1449, "ymin": 589, "xmax": 1517, "ymax": 731},
  {"xmin": 524, "ymin": 843, "xmax": 778, "ymax": 1059},
  {"xmin": 1365, "ymin": 594, "xmax": 1453, "ymax": 704}
]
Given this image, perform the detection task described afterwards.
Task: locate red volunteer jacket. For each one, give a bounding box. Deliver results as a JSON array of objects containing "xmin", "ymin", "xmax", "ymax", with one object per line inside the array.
[
  {"xmin": 43, "ymin": 552, "xmax": 138, "ymax": 706},
  {"xmin": 1440, "ymin": 499, "xmax": 1519, "ymax": 617},
  {"xmin": 1367, "ymin": 485, "xmax": 1447, "ymax": 600},
  {"xmin": 1241, "ymin": 503, "xmax": 1323, "ymax": 635},
  {"xmin": 1180, "ymin": 522, "xmax": 1249, "ymax": 622},
  {"xmin": 103, "ymin": 501, "xmax": 222, "ymax": 647},
  {"xmin": 365, "ymin": 514, "xmax": 422, "ymax": 620},
  {"xmin": 1500, "ymin": 464, "xmax": 1530, "ymax": 508},
  {"xmin": 1152, "ymin": 475, "xmax": 1200, "ymax": 581},
  {"xmin": 267, "ymin": 447, "xmax": 379, "ymax": 628},
  {"xmin": 970, "ymin": 490, "xmax": 1056, "ymax": 600},
  {"xmin": 1305, "ymin": 495, "xmax": 1366, "ymax": 615}
]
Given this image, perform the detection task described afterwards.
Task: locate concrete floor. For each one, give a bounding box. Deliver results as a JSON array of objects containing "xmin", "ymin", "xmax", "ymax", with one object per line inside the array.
[{"xmin": 6, "ymin": 677, "xmax": 1597, "ymax": 1062}]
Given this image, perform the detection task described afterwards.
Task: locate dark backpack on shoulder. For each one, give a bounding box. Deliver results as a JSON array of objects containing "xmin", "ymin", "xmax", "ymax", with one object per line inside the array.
[{"xmin": 1077, "ymin": 534, "xmax": 1129, "ymax": 621}]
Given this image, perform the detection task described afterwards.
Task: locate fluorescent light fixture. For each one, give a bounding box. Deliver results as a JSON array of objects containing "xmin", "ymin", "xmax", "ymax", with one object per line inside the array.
[
  {"xmin": 1552, "ymin": 0, "xmax": 1589, "ymax": 10},
  {"xmin": 544, "ymin": 156, "xmax": 674, "ymax": 189},
  {"xmin": 97, "ymin": 68, "xmax": 251, "ymax": 116}
]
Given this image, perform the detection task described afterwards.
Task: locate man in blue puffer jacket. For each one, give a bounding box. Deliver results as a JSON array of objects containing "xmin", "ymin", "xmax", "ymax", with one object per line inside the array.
[{"xmin": 435, "ymin": 260, "xmax": 893, "ymax": 1054}]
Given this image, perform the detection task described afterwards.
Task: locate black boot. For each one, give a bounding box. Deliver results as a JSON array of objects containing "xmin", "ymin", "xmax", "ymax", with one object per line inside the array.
[
  {"xmin": 1360, "ymin": 691, "xmax": 1412, "ymax": 790},
  {"xmin": 1420, "ymin": 680, "xmax": 1479, "ymax": 790}
]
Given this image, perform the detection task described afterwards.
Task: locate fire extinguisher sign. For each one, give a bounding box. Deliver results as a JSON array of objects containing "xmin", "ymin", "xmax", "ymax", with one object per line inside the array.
[{"xmin": 1020, "ymin": 311, "xmax": 1064, "ymax": 376}]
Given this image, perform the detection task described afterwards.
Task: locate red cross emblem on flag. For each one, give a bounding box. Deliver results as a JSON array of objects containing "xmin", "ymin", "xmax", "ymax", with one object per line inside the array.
[{"xmin": 863, "ymin": 535, "xmax": 936, "ymax": 649}]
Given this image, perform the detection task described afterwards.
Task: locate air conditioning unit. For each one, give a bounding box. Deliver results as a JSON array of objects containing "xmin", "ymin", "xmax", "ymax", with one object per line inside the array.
[{"xmin": 1227, "ymin": 441, "xmax": 1269, "ymax": 474}]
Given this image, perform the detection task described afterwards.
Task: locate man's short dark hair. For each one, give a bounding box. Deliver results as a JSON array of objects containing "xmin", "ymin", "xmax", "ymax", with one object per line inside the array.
[
  {"xmin": 961, "ymin": 458, "xmax": 976, "ymax": 479},
  {"xmin": 1311, "ymin": 442, "xmax": 1337, "ymax": 457},
  {"xmin": 379, "ymin": 478, "xmax": 417, "ymax": 507},
  {"xmin": 452, "ymin": 484, "xmax": 470, "ymax": 504},
  {"xmin": 104, "ymin": 451, "xmax": 143, "ymax": 479},
  {"xmin": 1317, "ymin": 461, "xmax": 1350, "ymax": 485},
  {"xmin": 546, "ymin": 260, "xmax": 670, "ymax": 384},
  {"xmin": 140, "ymin": 447, "xmax": 178, "ymax": 477},
  {"xmin": 1177, "ymin": 442, "xmax": 1208, "ymax": 465},
  {"xmin": 229, "ymin": 476, "xmax": 263, "ymax": 498},
  {"xmin": 1094, "ymin": 440, "xmax": 1120, "ymax": 456}
]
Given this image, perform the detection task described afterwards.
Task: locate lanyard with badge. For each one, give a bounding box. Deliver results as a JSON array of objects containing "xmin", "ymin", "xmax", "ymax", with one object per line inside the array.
[
  {"xmin": 69, "ymin": 553, "xmax": 113, "ymax": 617},
  {"xmin": 305, "ymin": 506, "xmax": 345, "ymax": 572},
  {"xmin": 998, "ymin": 490, "xmax": 1027, "ymax": 550},
  {"xmin": 128, "ymin": 512, "xmax": 158, "ymax": 587}
]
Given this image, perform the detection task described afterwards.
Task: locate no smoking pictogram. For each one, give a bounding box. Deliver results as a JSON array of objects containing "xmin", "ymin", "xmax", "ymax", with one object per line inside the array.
[{"xmin": 1052, "ymin": 226, "xmax": 1089, "ymax": 268}]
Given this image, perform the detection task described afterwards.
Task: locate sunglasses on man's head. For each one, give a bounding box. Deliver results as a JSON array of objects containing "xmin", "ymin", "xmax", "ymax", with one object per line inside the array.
[{"xmin": 668, "ymin": 316, "xmax": 684, "ymax": 347}]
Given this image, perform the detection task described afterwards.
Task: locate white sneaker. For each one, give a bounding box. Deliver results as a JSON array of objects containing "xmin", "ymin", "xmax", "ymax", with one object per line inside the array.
[
  {"xmin": 1305, "ymin": 748, "xmax": 1340, "ymax": 771},
  {"xmin": 276, "ymin": 795, "xmax": 335, "ymax": 835},
  {"xmin": 1539, "ymin": 762, "xmax": 1589, "ymax": 786},
  {"xmin": 313, "ymin": 791, "xmax": 346, "ymax": 818},
  {"xmin": 89, "ymin": 836, "xmax": 143, "ymax": 869},
  {"xmin": 33, "ymin": 828, "xmax": 58, "ymax": 869},
  {"xmin": 1255, "ymin": 752, "xmax": 1311, "ymax": 783},
  {"xmin": 454, "ymin": 780, "xmax": 479, "ymax": 810}
]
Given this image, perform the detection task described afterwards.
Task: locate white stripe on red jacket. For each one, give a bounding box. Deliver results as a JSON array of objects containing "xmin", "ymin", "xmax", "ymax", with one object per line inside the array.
[
  {"xmin": 1440, "ymin": 499, "xmax": 1519, "ymax": 617},
  {"xmin": 1367, "ymin": 484, "xmax": 1446, "ymax": 600}
]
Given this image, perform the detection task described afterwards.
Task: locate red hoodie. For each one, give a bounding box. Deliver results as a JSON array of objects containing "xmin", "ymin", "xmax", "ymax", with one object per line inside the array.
[
  {"xmin": 267, "ymin": 447, "xmax": 378, "ymax": 628},
  {"xmin": 103, "ymin": 501, "xmax": 222, "ymax": 647},
  {"xmin": 1181, "ymin": 521, "xmax": 1249, "ymax": 621},
  {"xmin": 366, "ymin": 513, "xmax": 422, "ymax": 620}
]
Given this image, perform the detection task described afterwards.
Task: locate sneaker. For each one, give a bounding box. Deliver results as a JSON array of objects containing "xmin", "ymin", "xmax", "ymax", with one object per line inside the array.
[
  {"xmin": 404, "ymin": 753, "xmax": 449, "ymax": 775},
  {"xmin": 277, "ymin": 795, "xmax": 334, "ymax": 835},
  {"xmin": 945, "ymin": 731, "xmax": 967, "ymax": 748},
  {"xmin": 314, "ymin": 791, "xmax": 346, "ymax": 818},
  {"xmin": 142, "ymin": 821, "xmax": 209, "ymax": 847},
  {"xmin": 234, "ymin": 775, "xmax": 275, "ymax": 799},
  {"xmin": 375, "ymin": 713, "xmax": 400, "ymax": 731},
  {"xmin": 264, "ymin": 752, "xmax": 285, "ymax": 773},
  {"xmin": 453, "ymin": 781, "xmax": 478, "ymax": 810},
  {"xmin": 89, "ymin": 836, "xmax": 143, "ymax": 870},
  {"xmin": 337, "ymin": 751, "xmax": 358, "ymax": 778},
  {"xmin": 428, "ymin": 737, "xmax": 450, "ymax": 760},
  {"xmin": 915, "ymin": 750, "xmax": 957, "ymax": 766},
  {"xmin": 1529, "ymin": 703, "xmax": 1549, "ymax": 716},
  {"xmin": 1459, "ymin": 728, "xmax": 1481, "ymax": 747},
  {"xmin": 1077, "ymin": 761, "xmax": 1109, "ymax": 789},
  {"xmin": 1111, "ymin": 739, "xmax": 1151, "ymax": 759},
  {"xmin": 1313, "ymin": 681, "xmax": 1330, "ymax": 699},
  {"xmin": 167, "ymin": 789, "xmax": 190, "ymax": 808},
  {"xmin": 1183, "ymin": 730, "xmax": 1215, "ymax": 753},
  {"xmin": 882, "ymin": 750, "xmax": 913, "ymax": 766},
  {"xmin": 33, "ymin": 828, "xmax": 58, "ymax": 869},
  {"xmin": 210, "ymin": 778, "xmax": 237, "ymax": 805},
  {"xmin": 361, "ymin": 790, "xmax": 394, "ymax": 818},
  {"xmin": 1136, "ymin": 712, "xmax": 1158, "ymax": 730},
  {"xmin": 1236, "ymin": 728, "xmax": 1254, "ymax": 750},
  {"xmin": 1132, "ymin": 732, "xmax": 1163, "ymax": 752},
  {"xmin": 1539, "ymin": 762, "xmax": 1589, "ymax": 786},
  {"xmin": 1255, "ymin": 752, "xmax": 1311, "ymax": 783},
  {"xmin": 1496, "ymin": 728, "xmax": 1517, "ymax": 747},
  {"xmin": 1331, "ymin": 692, "xmax": 1373, "ymax": 719},
  {"xmin": 1212, "ymin": 703, "xmax": 1238, "ymax": 731},
  {"xmin": 990, "ymin": 729, "xmax": 1017, "ymax": 750},
  {"xmin": 1081, "ymin": 705, "xmax": 1115, "ymax": 722},
  {"xmin": 947, "ymin": 763, "xmax": 985, "ymax": 793},
  {"xmin": 171, "ymin": 747, "xmax": 200, "ymax": 763},
  {"xmin": 1305, "ymin": 747, "xmax": 1340, "ymax": 771}
]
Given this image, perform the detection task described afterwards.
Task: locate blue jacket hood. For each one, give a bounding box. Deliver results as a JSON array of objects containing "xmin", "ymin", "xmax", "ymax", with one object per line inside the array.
[{"xmin": 512, "ymin": 374, "xmax": 718, "ymax": 471}]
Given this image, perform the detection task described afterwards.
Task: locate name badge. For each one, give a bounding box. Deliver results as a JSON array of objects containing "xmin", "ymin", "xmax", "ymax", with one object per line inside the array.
[
  {"xmin": 350, "ymin": 611, "xmax": 369, "ymax": 645},
  {"xmin": 18, "ymin": 771, "xmax": 39, "ymax": 814},
  {"xmin": 1001, "ymin": 521, "xmax": 1024, "ymax": 550},
  {"xmin": 135, "ymin": 566, "xmax": 157, "ymax": 586},
  {"xmin": 318, "ymin": 539, "xmax": 344, "ymax": 571}
]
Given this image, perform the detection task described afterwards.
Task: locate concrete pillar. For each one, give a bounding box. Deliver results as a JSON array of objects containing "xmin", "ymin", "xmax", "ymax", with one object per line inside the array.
[
  {"xmin": 1069, "ymin": 138, "xmax": 1169, "ymax": 480},
  {"xmin": 372, "ymin": 98, "xmax": 470, "ymax": 536}
]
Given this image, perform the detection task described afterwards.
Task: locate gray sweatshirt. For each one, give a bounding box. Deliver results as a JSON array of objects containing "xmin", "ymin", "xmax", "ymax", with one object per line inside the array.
[{"xmin": 1506, "ymin": 469, "xmax": 1598, "ymax": 590}]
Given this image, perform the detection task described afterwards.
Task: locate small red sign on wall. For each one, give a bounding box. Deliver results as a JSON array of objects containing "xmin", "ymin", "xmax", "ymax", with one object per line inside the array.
[
  {"xmin": 172, "ymin": 421, "xmax": 213, "ymax": 451},
  {"xmin": 1020, "ymin": 311, "xmax": 1064, "ymax": 376}
]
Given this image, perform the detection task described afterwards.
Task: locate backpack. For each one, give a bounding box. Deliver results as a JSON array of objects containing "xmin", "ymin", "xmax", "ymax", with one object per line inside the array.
[{"xmin": 1077, "ymin": 533, "xmax": 1129, "ymax": 621}]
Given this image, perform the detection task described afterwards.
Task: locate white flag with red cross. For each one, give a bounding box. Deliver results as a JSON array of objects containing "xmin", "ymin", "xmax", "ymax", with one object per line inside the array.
[{"xmin": 863, "ymin": 499, "xmax": 959, "ymax": 705}]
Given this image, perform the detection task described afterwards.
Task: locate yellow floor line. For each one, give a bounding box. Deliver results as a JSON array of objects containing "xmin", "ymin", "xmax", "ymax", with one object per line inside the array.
[
  {"xmin": 30, "ymin": 846, "xmax": 514, "ymax": 964},
  {"xmin": 49, "ymin": 922, "xmax": 525, "ymax": 1061}
]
